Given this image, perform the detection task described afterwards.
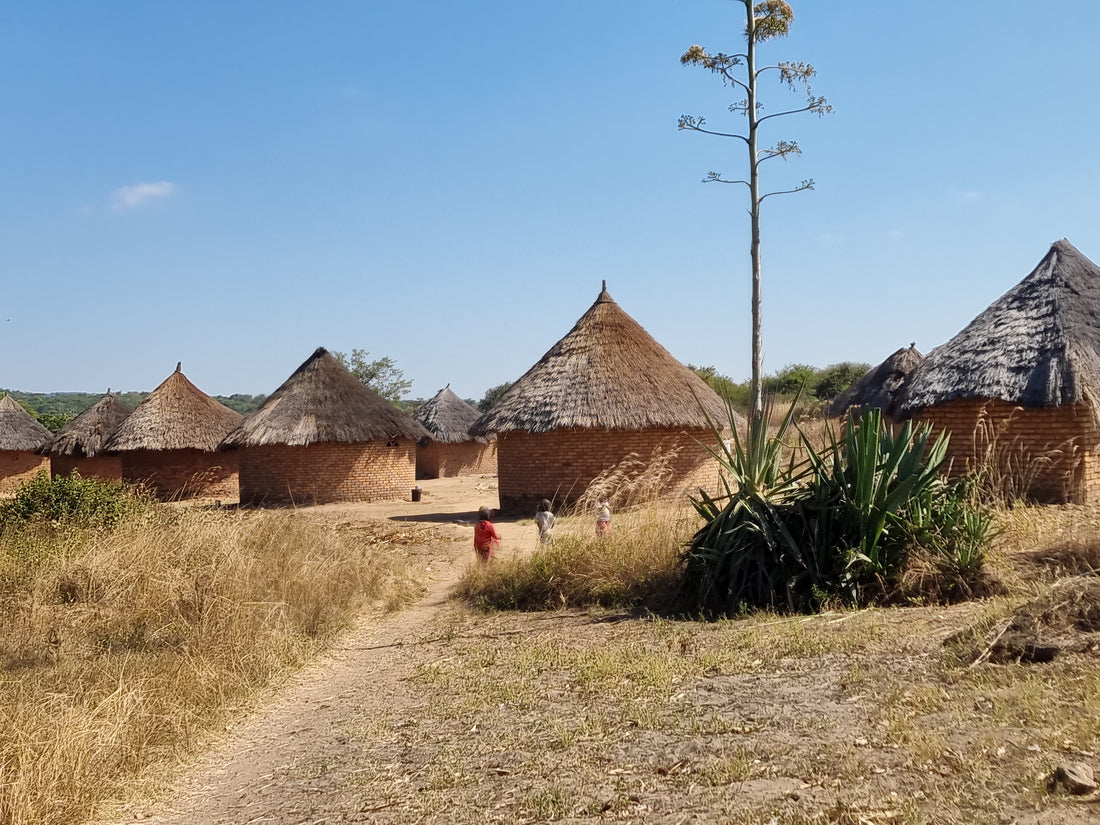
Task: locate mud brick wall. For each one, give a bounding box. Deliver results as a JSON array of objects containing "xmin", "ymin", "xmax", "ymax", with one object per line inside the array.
[
  {"xmin": 416, "ymin": 440, "xmax": 498, "ymax": 479},
  {"xmin": 0, "ymin": 451, "xmax": 50, "ymax": 495},
  {"xmin": 237, "ymin": 440, "xmax": 416, "ymax": 505},
  {"xmin": 120, "ymin": 449, "xmax": 239, "ymax": 501},
  {"xmin": 908, "ymin": 398, "xmax": 1100, "ymax": 504},
  {"xmin": 495, "ymin": 427, "xmax": 721, "ymax": 514},
  {"xmin": 50, "ymin": 455, "xmax": 123, "ymax": 482}
]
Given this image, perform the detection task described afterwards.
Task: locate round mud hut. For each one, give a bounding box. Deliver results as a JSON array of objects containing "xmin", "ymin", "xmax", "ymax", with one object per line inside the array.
[
  {"xmin": 104, "ymin": 364, "xmax": 243, "ymax": 500},
  {"xmin": 0, "ymin": 395, "xmax": 52, "ymax": 494},
  {"xmin": 897, "ymin": 239, "xmax": 1100, "ymax": 504},
  {"xmin": 827, "ymin": 344, "xmax": 922, "ymax": 428},
  {"xmin": 470, "ymin": 283, "xmax": 738, "ymax": 514},
  {"xmin": 39, "ymin": 392, "xmax": 131, "ymax": 480},
  {"xmin": 220, "ymin": 347, "xmax": 429, "ymax": 505},
  {"xmin": 413, "ymin": 386, "xmax": 497, "ymax": 479}
]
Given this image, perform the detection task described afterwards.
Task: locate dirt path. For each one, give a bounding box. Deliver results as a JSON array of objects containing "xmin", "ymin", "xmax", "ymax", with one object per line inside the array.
[{"xmin": 99, "ymin": 476, "xmax": 520, "ymax": 825}]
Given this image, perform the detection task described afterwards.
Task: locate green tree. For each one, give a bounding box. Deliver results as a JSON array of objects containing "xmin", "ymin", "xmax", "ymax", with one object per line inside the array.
[
  {"xmin": 762, "ymin": 363, "xmax": 815, "ymax": 396},
  {"xmin": 680, "ymin": 1, "xmax": 831, "ymax": 424},
  {"xmin": 478, "ymin": 381, "xmax": 514, "ymax": 412},
  {"xmin": 332, "ymin": 349, "xmax": 413, "ymax": 406},
  {"xmin": 813, "ymin": 362, "xmax": 870, "ymax": 401}
]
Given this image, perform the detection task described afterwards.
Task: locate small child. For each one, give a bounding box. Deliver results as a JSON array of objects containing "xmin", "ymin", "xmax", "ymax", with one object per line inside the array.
[
  {"xmin": 473, "ymin": 505, "xmax": 501, "ymax": 563},
  {"xmin": 535, "ymin": 499, "xmax": 555, "ymax": 545},
  {"xmin": 596, "ymin": 500, "xmax": 612, "ymax": 537}
]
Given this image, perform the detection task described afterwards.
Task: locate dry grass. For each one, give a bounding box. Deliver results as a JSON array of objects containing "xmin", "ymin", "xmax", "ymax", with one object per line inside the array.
[
  {"xmin": 453, "ymin": 500, "xmax": 693, "ymax": 612},
  {"xmin": 0, "ymin": 506, "xmax": 421, "ymax": 825}
]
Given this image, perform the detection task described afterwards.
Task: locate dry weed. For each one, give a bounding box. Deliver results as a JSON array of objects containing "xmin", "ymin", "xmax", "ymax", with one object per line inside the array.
[{"xmin": 0, "ymin": 507, "xmax": 419, "ymax": 825}]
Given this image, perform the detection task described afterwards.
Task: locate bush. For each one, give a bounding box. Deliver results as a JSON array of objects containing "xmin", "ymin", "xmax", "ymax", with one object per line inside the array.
[
  {"xmin": 0, "ymin": 471, "xmax": 150, "ymax": 532},
  {"xmin": 681, "ymin": 403, "xmax": 994, "ymax": 615}
]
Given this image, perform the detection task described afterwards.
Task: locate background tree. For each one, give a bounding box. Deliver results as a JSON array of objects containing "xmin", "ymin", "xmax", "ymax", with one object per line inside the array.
[
  {"xmin": 332, "ymin": 349, "xmax": 413, "ymax": 407},
  {"xmin": 813, "ymin": 361, "xmax": 870, "ymax": 401},
  {"xmin": 680, "ymin": 0, "xmax": 831, "ymax": 424},
  {"xmin": 478, "ymin": 381, "xmax": 514, "ymax": 412}
]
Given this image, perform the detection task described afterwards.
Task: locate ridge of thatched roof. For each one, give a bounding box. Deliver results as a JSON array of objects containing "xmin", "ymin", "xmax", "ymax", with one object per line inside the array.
[
  {"xmin": 471, "ymin": 284, "xmax": 736, "ymax": 435},
  {"xmin": 414, "ymin": 386, "xmax": 488, "ymax": 444},
  {"xmin": 899, "ymin": 240, "xmax": 1100, "ymax": 412},
  {"xmin": 105, "ymin": 364, "xmax": 243, "ymax": 452},
  {"xmin": 0, "ymin": 395, "xmax": 52, "ymax": 451},
  {"xmin": 39, "ymin": 392, "xmax": 131, "ymax": 457},
  {"xmin": 828, "ymin": 345, "xmax": 922, "ymax": 418},
  {"xmin": 220, "ymin": 347, "xmax": 429, "ymax": 449}
]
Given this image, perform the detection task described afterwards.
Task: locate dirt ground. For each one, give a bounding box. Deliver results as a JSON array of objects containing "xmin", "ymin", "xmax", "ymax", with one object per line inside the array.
[{"xmin": 91, "ymin": 478, "xmax": 1100, "ymax": 825}]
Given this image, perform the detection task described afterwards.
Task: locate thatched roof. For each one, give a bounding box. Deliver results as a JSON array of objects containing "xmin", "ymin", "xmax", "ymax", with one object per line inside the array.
[
  {"xmin": 40, "ymin": 392, "xmax": 131, "ymax": 457},
  {"xmin": 899, "ymin": 240, "xmax": 1100, "ymax": 412},
  {"xmin": 414, "ymin": 386, "xmax": 489, "ymax": 444},
  {"xmin": 828, "ymin": 345, "xmax": 922, "ymax": 418},
  {"xmin": 0, "ymin": 395, "xmax": 52, "ymax": 451},
  {"xmin": 220, "ymin": 347, "xmax": 429, "ymax": 448},
  {"xmin": 105, "ymin": 364, "xmax": 243, "ymax": 452},
  {"xmin": 471, "ymin": 284, "xmax": 736, "ymax": 435}
]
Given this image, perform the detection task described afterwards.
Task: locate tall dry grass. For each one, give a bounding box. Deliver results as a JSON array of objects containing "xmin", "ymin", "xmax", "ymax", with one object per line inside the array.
[
  {"xmin": 0, "ymin": 506, "xmax": 419, "ymax": 825},
  {"xmin": 455, "ymin": 450, "xmax": 696, "ymax": 611}
]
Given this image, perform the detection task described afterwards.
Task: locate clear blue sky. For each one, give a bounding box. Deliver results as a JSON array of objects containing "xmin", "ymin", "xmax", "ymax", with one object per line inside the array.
[{"xmin": 3, "ymin": 1, "xmax": 1098, "ymax": 400}]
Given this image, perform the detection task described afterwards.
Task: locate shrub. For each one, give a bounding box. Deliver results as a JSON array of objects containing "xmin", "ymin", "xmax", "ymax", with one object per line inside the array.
[
  {"xmin": 681, "ymin": 403, "xmax": 994, "ymax": 615},
  {"xmin": 0, "ymin": 471, "xmax": 151, "ymax": 532}
]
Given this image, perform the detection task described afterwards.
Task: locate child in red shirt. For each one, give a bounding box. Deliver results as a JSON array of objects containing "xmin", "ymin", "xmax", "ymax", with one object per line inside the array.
[{"xmin": 473, "ymin": 506, "xmax": 501, "ymax": 562}]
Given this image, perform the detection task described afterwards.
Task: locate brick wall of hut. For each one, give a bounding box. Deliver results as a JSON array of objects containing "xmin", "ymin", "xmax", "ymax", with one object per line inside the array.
[
  {"xmin": 0, "ymin": 451, "xmax": 49, "ymax": 495},
  {"xmin": 50, "ymin": 455, "xmax": 123, "ymax": 482},
  {"xmin": 908, "ymin": 398, "xmax": 1100, "ymax": 504},
  {"xmin": 416, "ymin": 440, "xmax": 498, "ymax": 479},
  {"xmin": 119, "ymin": 449, "xmax": 239, "ymax": 501},
  {"xmin": 237, "ymin": 440, "xmax": 416, "ymax": 505},
  {"xmin": 495, "ymin": 427, "xmax": 722, "ymax": 514}
]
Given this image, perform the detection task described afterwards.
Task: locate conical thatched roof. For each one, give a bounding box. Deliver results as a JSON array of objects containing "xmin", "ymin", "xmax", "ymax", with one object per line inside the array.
[
  {"xmin": 828, "ymin": 345, "xmax": 922, "ymax": 418},
  {"xmin": 414, "ymin": 386, "xmax": 488, "ymax": 444},
  {"xmin": 39, "ymin": 392, "xmax": 131, "ymax": 458},
  {"xmin": 899, "ymin": 240, "xmax": 1100, "ymax": 412},
  {"xmin": 220, "ymin": 347, "xmax": 429, "ymax": 448},
  {"xmin": 0, "ymin": 395, "xmax": 52, "ymax": 451},
  {"xmin": 471, "ymin": 284, "xmax": 735, "ymax": 435},
  {"xmin": 105, "ymin": 364, "xmax": 243, "ymax": 452}
]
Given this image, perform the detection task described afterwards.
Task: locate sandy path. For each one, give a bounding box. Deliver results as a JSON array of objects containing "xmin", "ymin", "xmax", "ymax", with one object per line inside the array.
[{"xmin": 99, "ymin": 476, "xmax": 523, "ymax": 825}]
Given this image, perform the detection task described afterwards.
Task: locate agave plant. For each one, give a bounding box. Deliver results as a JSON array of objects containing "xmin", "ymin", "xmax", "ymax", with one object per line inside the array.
[{"xmin": 683, "ymin": 401, "xmax": 988, "ymax": 616}]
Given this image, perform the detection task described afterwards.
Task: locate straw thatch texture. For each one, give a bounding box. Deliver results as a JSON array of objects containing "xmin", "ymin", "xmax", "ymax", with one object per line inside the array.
[
  {"xmin": 899, "ymin": 240, "xmax": 1100, "ymax": 413},
  {"xmin": 106, "ymin": 365, "xmax": 242, "ymax": 453},
  {"xmin": 828, "ymin": 345, "xmax": 922, "ymax": 419},
  {"xmin": 471, "ymin": 286, "xmax": 736, "ymax": 436},
  {"xmin": 39, "ymin": 393, "xmax": 131, "ymax": 458},
  {"xmin": 414, "ymin": 386, "xmax": 487, "ymax": 444},
  {"xmin": 220, "ymin": 348, "xmax": 428, "ymax": 448},
  {"xmin": 0, "ymin": 395, "xmax": 52, "ymax": 451}
]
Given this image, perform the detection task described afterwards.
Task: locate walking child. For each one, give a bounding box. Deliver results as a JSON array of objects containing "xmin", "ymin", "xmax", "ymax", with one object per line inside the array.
[
  {"xmin": 473, "ymin": 505, "xmax": 501, "ymax": 562},
  {"xmin": 535, "ymin": 498, "xmax": 555, "ymax": 545},
  {"xmin": 596, "ymin": 500, "xmax": 612, "ymax": 537}
]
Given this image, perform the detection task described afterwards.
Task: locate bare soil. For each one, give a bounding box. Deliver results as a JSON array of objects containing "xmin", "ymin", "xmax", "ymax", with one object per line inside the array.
[{"xmin": 93, "ymin": 479, "xmax": 1100, "ymax": 825}]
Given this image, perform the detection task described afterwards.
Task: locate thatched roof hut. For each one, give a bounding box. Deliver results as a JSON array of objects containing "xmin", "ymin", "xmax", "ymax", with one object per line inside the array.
[
  {"xmin": 41, "ymin": 392, "xmax": 131, "ymax": 459},
  {"xmin": 471, "ymin": 284, "xmax": 737, "ymax": 513},
  {"xmin": 900, "ymin": 240, "xmax": 1100, "ymax": 412},
  {"xmin": 39, "ymin": 392, "xmax": 131, "ymax": 480},
  {"xmin": 898, "ymin": 239, "xmax": 1100, "ymax": 503},
  {"xmin": 413, "ymin": 386, "xmax": 496, "ymax": 478},
  {"xmin": 105, "ymin": 364, "xmax": 243, "ymax": 499},
  {"xmin": 222, "ymin": 348, "xmax": 427, "ymax": 448},
  {"xmin": 0, "ymin": 395, "xmax": 51, "ymax": 451},
  {"xmin": 0, "ymin": 394, "xmax": 52, "ymax": 494},
  {"xmin": 472, "ymin": 284, "xmax": 733, "ymax": 436},
  {"xmin": 221, "ymin": 347, "xmax": 428, "ymax": 504},
  {"xmin": 828, "ymin": 344, "xmax": 922, "ymax": 421}
]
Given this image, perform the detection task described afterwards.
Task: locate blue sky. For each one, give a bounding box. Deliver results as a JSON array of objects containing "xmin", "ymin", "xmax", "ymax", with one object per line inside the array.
[{"xmin": 3, "ymin": 1, "xmax": 1098, "ymax": 401}]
